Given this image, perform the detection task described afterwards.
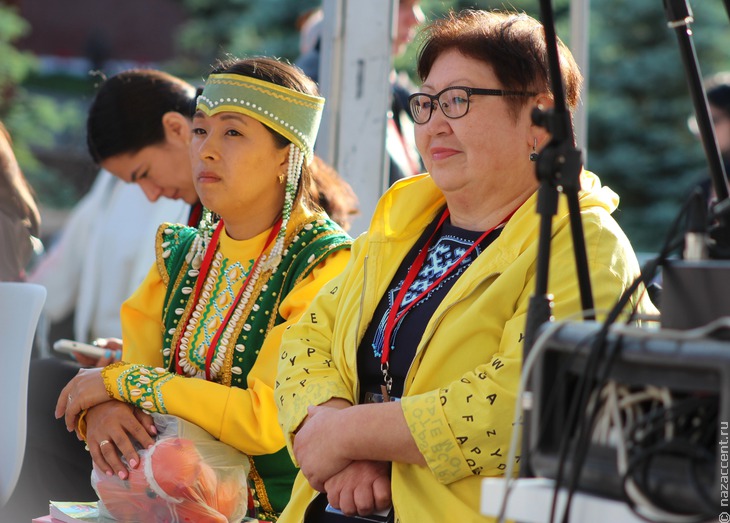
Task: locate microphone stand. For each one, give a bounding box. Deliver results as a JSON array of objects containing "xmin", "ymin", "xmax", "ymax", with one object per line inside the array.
[
  {"xmin": 520, "ymin": 0, "xmax": 595, "ymax": 477},
  {"xmin": 663, "ymin": 0, "xmax": 730, "ymax": 258}
]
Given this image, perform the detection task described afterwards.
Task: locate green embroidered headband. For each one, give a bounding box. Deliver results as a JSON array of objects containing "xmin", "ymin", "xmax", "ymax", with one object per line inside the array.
[{"xmin": 196, "ymin": 73, "xmax": 325, "ymax": 163}]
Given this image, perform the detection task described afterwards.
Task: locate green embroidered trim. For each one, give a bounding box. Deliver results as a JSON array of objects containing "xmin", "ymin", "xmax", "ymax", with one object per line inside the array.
[
  {"xmin": 157, "ymin": 222, "xmax": 210, "ymax": 371},
  {"xmin": 155, "ymin": 212, "xmax": 352, "ymax": 516},
  {"xmin": 116, "ymin": 364, "xmax": 173, "ymax": 413},
  {"xmin": 248, "ymin": 457, "xmax": 275, "ymax": 517}
]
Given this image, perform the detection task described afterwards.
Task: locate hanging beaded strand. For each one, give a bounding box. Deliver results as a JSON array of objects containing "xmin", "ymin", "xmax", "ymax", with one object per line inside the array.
[
  {"xmin": 183, "ymin": 207, "xmax": 217, "ymax": 269},
  {"xmin": 175, "ymin": 218, "xmax": 282, "ymax": 380},
  {"xmin": 264, "ymin": 144, "xmax": 303, "ymax": 272}
]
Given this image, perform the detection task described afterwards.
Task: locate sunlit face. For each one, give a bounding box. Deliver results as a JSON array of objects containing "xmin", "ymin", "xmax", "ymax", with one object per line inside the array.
[
  {"xmin": 414, "ymin": 48, "xmax": 537, "ymax": 197},
  {"xmin": 190, "ymin": 111, "xmax": 289, "ymax": 222},
  {"xmin": 101, "ymin": 140, "xmax": 198, "ymax": 204}
]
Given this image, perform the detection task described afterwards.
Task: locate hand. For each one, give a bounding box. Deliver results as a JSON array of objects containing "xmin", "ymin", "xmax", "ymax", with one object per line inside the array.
[
  {"xmin": 293, "ymin": 405, "xmax": 352, "ymax": 492},
  {"xmin": 324, "ymin": 461, "xmax": 392, "ymax": 517},
  {"xmin": 84, "ymin": 401, "xmax": 157, "ymax": 479},
  {"xmin": 55, "ymin": 367, "xmax": 112, "ymax": 433},
  {"xmin": 73, "ymin": 337, "xmax": 123, "ymax": 368}
]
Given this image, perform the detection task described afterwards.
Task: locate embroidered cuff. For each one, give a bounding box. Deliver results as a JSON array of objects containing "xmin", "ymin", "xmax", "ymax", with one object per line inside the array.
[
  {"xmin": 100, "ymin": 361, "xmax": 127, "ymax": 398},
  {"xmin": 114, "ymin": 364, "xmax": 174, "ymax": 413},
  {"xmin": 401, "ymin": 390, "xmax": 472, "ymax": 484}
]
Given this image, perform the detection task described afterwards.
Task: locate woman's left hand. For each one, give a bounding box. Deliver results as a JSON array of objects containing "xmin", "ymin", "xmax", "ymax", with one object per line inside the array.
[
  {"xmin": 324, "ymin": 460, "xmax": 392, "ymax": 516},
  {"xmin": 294, "ymin": 405, "xmax": 353, "ymax": 492},
  {"xmin": 55, "ymin": 367, "xmax": 112, "ymax": 434}
]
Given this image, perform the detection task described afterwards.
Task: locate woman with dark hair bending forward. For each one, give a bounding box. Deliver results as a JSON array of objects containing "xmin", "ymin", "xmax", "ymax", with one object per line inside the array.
[
  {"xmin": 275, "ymin": 9, "xmax": 655, "ymax": 523},
  {"xmin": 56, "ymin": 57, "xmax": 352, "ymax": 521}
]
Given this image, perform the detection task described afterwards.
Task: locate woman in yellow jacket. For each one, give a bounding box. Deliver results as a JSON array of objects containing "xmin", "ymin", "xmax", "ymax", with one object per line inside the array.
[
  {"xmin": 56, "ymin": 57, "xmax": 352, "ymax": 521},
  {"xmin": 275, "ymin": 10, "xmax": 654, "ymax": 523}
]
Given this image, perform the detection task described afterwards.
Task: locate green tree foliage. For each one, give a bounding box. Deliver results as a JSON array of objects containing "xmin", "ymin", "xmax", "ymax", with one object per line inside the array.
[
  {"xmin": 0, "ymin": 4, "xmax": 84, "ymax": 207},
  {"xmin": 418, "ymin": 1, "xmax": 730, "ymax": 252},
  {"xmin": 7, "ymin": 0, "xmax": 728, "ymax": 246},
  {"xmin": 586, "ymin": 1, "xmax": 730, "ymax": 251},
  {"xmin": 175, "ymin": 0, "xmax": 321, "ymax": 76},
  {"xmin": 0, "ymin": 6, "xmax": 35, "ymax": 113}
]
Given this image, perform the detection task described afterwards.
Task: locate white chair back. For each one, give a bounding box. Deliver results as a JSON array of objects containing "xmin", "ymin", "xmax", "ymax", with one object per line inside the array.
[{"xmin": 0, "ymin": 282, "xmax": 46, "ymax": 507}]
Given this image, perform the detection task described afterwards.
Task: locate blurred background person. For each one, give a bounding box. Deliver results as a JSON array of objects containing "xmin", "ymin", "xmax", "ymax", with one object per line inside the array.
[
  {"xmin": 30, "ymin": 172, "xmax": 190, "ymax": 355},
  {"xmin": 2, "ymin": 69, "xmax": 197, "ymax": 523},
  {"xmin": 688, "ymin": 71, "xmax": 730, "ymax": 206},
  {"xmin": 29, "ymin": 69, "xmax": 199, "ymax": 357},
  {"xmin": 0, "ymin": 120, "xmax": 42, "ymax": 282}
]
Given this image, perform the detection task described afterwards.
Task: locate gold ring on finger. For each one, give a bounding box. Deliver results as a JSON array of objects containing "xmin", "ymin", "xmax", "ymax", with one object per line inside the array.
[{"xmin": 99, "ymin": 439, "xmax": 111, "ymax": 448}]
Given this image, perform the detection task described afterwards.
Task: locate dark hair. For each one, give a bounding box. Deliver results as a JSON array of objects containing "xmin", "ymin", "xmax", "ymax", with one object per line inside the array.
[
  {"xmin": 207, "ymin": 57, "xmax": 325, "ymax": 211},
  {"xmin": 306, "ymin": 156, "xmax": 359, "ymax": 231},
  {"xmin": 416, "ymin": 10, "xmax": 583, "ymax": 120},
  {"xmin": 706, "ymin": 72, "xmax": 730, "ymax": 117},
  {"xmin": 87, "ymin": 69, "xmax": 197, "ymax": 163}
]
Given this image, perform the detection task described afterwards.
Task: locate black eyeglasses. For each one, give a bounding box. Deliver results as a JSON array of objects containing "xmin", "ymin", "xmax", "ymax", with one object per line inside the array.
[{"xmin": 408, "ymin": 85, "xmax": 537, "ymax": 124}]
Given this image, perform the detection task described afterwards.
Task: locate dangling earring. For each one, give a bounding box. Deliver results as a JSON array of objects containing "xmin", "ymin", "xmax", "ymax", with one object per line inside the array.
[
  {"xmin": 278, "ymin": 171, "xmax": 286, "ymax": 184},
  {"xmin": 529, "ymin": 138, "xmax": 538, "ymax": 162}
]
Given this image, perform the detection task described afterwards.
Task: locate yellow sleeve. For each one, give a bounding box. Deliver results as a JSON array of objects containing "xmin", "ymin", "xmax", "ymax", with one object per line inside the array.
[
  {"xmin": 401, "ymin": 211, "xmax": 654, "ymax": 485},
  {"xmin": 277, "ymin": 237, "xmax": 365, "ymax": 457},
  {"xmin": 103, "ymin": 249, "xmax": 350, "ymax": 455},
  {"xmin": 119, "ymin": 261, "xmax": 166, "ymax": 366}
]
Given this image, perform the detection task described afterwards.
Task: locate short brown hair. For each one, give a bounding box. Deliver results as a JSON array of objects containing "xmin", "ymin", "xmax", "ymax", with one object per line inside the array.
[{"xmin": 416, "ymin": 10, "xmax": 583, "ymax": 119}]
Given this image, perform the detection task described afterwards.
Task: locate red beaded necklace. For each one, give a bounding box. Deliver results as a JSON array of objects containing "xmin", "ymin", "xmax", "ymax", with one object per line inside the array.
[{"xmin": 174, "ymin": 218, "xmax": 282, "ymax": 379}]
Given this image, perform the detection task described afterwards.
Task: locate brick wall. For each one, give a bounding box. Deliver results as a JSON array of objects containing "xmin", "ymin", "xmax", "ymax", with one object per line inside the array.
[{"xmin": 16, "ymin": 0, "xmax": 187, "ymax": 64}]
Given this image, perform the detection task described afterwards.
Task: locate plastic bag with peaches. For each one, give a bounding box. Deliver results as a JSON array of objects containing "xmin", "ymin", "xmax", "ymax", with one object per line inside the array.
[{"xmin": 91, "ymin": 413, "xmax": 251, "ymax": 523}]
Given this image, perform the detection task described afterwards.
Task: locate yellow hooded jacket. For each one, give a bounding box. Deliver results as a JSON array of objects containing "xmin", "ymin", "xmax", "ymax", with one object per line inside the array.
[{"xmin": 276, "ymin": 172, "xmax": 654, "ymax": 523}]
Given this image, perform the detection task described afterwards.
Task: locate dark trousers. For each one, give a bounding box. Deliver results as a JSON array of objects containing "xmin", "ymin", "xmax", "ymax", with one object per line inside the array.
[{"xmin": 0, "ymin": 358, "xmax": 95, "ymax": 521}]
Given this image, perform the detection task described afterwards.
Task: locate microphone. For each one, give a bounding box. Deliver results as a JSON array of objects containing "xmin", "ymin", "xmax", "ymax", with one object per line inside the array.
[{"xmin": 684, "ymin": 186, "xmax": 709, "ymax": 261}]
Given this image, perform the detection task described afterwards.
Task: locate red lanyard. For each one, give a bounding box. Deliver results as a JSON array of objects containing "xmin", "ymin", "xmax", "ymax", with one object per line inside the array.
[
  {"xmin": 174, "ymin": 219, "xmax": 282, "ymax": 379},
  {"xmin": 379, "ymin": 207, "xmax": 517, "ymax": 378}
]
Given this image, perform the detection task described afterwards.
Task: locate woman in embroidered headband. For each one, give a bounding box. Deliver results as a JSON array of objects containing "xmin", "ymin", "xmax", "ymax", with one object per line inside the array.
[
  {"xmin": 56, "ymin": 57, "xmax": 352, "ymax": 521},
  {"xmin": 274, "ymin": 9, "xmax": 656, "ymax": 523}
]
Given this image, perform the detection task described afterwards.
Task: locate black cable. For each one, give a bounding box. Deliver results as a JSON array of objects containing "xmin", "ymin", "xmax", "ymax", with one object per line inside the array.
[
  {"xmin": 623, "ymin": 439, "xmax": 715, "ymax": 521},
  {"xmin": 549, "ymin": 193, "xmax": 696, "ymax": 523},
  {"xmin": 560, "ymin": 331, "xmax": 630, "ymax": 523},
  {"xmin": 628, "ymin": 396, "xmax": 718, "ymax": 442},
  {"xmin": 531, "ymin": 332, "xmax": 596, "ymax": 457},
  {"xmin": 688, "ymin": 448, "xmax": 719, "ymax": 513},
  {"xmin": 625, "ymin": 397, "xmax": 718, "ymax": 515}
]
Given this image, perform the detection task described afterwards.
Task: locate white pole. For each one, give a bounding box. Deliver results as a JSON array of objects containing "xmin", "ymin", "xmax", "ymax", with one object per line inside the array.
[{"xmin": 318, "ymin": 0, "xmax": 395, "ymax": 236}]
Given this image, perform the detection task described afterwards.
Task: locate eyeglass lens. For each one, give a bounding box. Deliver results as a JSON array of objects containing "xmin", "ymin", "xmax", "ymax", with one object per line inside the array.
[{"xmin": 410, "ymin": 88, "xmax": 470, "ymax": 124}]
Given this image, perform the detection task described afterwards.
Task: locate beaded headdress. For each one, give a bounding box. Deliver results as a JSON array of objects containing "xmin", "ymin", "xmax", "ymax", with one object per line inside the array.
[
  {"xmin": 194, "ymin": 72, "xmax": 325, "ymax": 272},
  {"xmin": 196, "ymin": 73, "xmax": 324, "ymax": 164}
]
